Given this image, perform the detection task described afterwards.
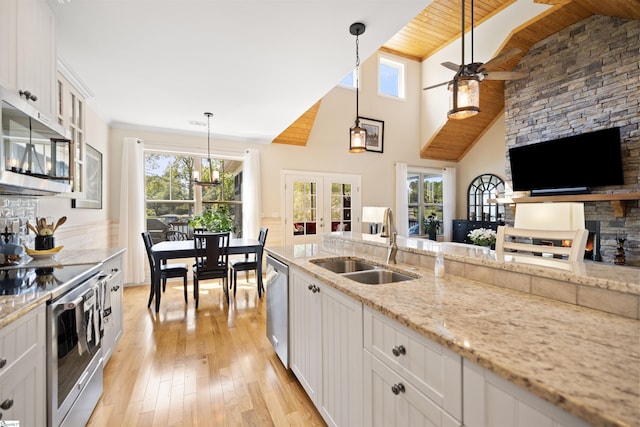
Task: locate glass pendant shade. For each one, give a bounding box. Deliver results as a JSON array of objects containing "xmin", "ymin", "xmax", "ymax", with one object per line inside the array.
[
  {"xmin": 447, "ymin": 76, "xmax": 480, "ymax": 120},
  {"xmin": 349, "ymin": 122, "xmax": 367, "ymax": 153}
]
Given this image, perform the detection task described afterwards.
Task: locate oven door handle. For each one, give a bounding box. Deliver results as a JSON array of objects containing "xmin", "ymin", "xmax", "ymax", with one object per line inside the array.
[{"xmin": 55, "ymin": 295, "xmax": 83, "ymax": 311}]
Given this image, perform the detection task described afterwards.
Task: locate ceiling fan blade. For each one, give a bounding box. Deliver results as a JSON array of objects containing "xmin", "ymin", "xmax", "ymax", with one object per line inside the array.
[
  {"xmin": 441, "ymin": 62, "xmax": 461, "ymax": 72},
  {"xmin": 423, "ymin": 81, "xmax": 450, "ymax": 90},
  {"xmin": 478, "ymin": 47, "xmax": 522, "ymax": 72},
  {"xmin": 483, "ymin": 71, "xmax": 527, "ymax": 81}
]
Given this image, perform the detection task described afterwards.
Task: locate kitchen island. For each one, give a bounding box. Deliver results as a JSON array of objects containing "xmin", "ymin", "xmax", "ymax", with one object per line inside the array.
[{"xmin": 266, "ymin": 233, "xmax": 639, "ymax": 427}]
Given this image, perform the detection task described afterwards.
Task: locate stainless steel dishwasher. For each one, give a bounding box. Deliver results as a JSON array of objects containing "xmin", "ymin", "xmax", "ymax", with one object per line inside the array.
[{"xmin": 266, "ymin": 254, "xmax": 289, "ymax": 367}]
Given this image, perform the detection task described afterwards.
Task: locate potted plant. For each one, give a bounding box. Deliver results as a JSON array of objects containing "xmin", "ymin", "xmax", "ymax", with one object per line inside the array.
[
  {"xmin": 424, "ymin": 214, "xmax": 441, "ymax": 241},
  {"xmin": 467, "ymin": 227, "xmax": 497, "ymax": 248},
  {"xmin": 189, "ymin": 205, "xmax": 236, "ymax": 234}
]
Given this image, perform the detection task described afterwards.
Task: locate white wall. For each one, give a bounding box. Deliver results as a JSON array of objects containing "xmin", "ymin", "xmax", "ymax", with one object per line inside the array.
[
  {"xmin": 107, "ymin": 51, "xmax": 456, "ymax": 230},
  {"xmin": 455, "ymin": 114, "xmax": 507, "ymax": 219}
]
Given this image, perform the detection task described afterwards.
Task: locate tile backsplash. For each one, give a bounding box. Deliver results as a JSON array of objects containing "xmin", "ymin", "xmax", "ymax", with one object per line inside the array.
[{"xmin": 0, "ymin": 196, "xmax": 37, "ymax": 248}]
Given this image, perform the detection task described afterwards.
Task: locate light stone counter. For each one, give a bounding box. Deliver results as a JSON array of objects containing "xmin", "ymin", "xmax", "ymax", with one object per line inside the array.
[
  {"xmin": 266, "ymin": 235, "xmax": 640, "ymax": 427},
  {"xmin": 0, "ymin": 248, "xmax": 125, "ymax": 328}
]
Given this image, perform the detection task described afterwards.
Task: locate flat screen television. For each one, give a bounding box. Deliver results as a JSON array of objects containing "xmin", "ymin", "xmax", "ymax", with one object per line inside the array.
[{"xmin": 509, "ymin": 127, "xmax": 624, "ymax": 195}]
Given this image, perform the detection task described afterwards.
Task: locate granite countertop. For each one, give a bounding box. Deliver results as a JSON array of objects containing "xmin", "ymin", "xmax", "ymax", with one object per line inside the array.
[
  {"xmin": 329, "ymin": 232, "xmax": 640, "ymax": 295},
  {"xmin": 266, "ymin": 241, "xmax": 640, "ymax": 427},
  {"xmin": 0, "ymin": 248, "xmax": 125, "ymax": 328}
]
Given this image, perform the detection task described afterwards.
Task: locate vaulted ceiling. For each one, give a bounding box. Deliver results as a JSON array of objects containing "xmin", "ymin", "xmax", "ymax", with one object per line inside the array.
[{"xmin": 274, "ymin": 0, "xmax": 640, "ymax": 161}]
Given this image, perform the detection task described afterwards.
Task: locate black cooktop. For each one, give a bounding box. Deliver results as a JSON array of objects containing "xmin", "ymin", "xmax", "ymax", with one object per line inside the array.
[{"xmin": 0, "ymin": 264, "xmax": 101, "ymax": 297}]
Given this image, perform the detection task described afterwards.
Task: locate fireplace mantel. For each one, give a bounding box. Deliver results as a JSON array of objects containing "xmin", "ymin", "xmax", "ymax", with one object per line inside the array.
[{"xmin": 488, "ymin": 192, "xmax": 640, "ymax": 217}]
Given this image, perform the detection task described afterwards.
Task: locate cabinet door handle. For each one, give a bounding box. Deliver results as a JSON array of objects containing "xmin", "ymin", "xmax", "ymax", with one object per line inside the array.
[
  {"xmin": 0, "ymin": 358, "xmax": 6, "ymax": 369},
  {"xmin": 0, "ymin": 399, "xmax": 13, "ymax": 410},
  {"xmin": 391, "ymin": 383, "xmax": 405, "ymax": 395},
  {"xmin": 314, "ymin": 285, "xmax": 320, "ymax": 293},
  {"xmin": 392, "ymin": 345, "xmax": 406, "ymax": 357},
  {"xmin": 111, "ymin": 285, "xmax": 120, "ymax": 292},
  {"xmin": 308, "ymin": 284, "xmax": 314, "ymax": 291}
]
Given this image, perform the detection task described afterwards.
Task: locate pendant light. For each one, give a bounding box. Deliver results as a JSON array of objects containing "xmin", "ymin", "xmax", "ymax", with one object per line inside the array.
[
  {"xmin": 194, "ymin": 112, "xmax": 221, "ymax": 186},
  {"xmin": 448, "ymin": 0, "xmax": 480, "ymax": 119},
  {"xmin": 349, "ymin": 22, "xmax": 367, "ymax": 153}
]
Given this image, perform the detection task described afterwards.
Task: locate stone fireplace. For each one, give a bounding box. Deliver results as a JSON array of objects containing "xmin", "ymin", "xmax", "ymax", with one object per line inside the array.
[{"xmin": 504, "ymin": 15, "xmax": 640, "ymax": 266}]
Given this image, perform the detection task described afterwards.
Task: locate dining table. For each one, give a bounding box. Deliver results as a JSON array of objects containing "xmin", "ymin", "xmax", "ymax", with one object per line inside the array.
[{"xmin": 150, "ymin": 237, "xmax": 263, "ymax": 312}]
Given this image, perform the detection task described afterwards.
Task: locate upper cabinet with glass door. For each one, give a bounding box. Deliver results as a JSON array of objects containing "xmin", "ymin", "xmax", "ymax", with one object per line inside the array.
[{"xmin": 56, "ymin": 73, "xmax": 86, "ymax": 196}]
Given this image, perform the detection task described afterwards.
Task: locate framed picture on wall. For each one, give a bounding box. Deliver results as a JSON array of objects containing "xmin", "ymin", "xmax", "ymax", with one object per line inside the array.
[
  {"xmin": 72, "ymin": 144, "xmax": 102, "ymax": 209},
  {"xmin": 359, "ymin": 117, "xmax": 384, "ymax": 153}
]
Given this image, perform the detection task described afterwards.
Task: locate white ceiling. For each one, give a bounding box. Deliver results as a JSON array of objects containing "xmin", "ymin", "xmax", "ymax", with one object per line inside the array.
[{"xmin": 53, "ymin": 0, "xmax": 431, "ymax": 143}]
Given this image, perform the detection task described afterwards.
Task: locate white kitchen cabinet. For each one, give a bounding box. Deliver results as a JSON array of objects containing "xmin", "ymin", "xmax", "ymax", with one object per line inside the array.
[
  {"xmin": 320, "ymin": 281, "xmax": 363, "ymax": 427},
  {"xmin": 0, "ymin": 304, "xmax": 46, "ymax": 426},
  {"xmin": 463, "ymin": 359, "xmax": 591, "ymax": 427},
  {"xmin": 0, "ymin": 0, "xmax": 57, "ymax": 120},
  {"xmin": 363, "ymin": 306, "xmax": 462, "ymax": 423},
  {"xmin": 290, "ymin": 268, "xmax": 322, "ymax": 406},
  {"xmin": 102, "ymin": 253, "xmax": 124, "ymax": 364},
  {"xmin": 289, "ymin": 267, "xmax": 363, "ymax": 427},
  {"xmin": 364, "ymin": 350, "xmax": 461, "ymax": 427}
]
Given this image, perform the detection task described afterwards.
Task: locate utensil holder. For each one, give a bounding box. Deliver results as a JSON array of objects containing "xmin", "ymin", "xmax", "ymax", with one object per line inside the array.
[{"xmin": 35, "ymin": 235, "xmax": 55, "ymax": 250}]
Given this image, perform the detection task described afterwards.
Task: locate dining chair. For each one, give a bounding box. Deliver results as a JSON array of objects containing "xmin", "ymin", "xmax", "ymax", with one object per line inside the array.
[
  {"xmin": 229, "ymin": 227, "xmax": 268, "ymax": 298},
  {"xmin": 193, "ymin": 231, "xmax": 230, "ymax": 308},
  {"xmin": 141, "ymin": 231, "xmax": 189, "ymax": 307}
]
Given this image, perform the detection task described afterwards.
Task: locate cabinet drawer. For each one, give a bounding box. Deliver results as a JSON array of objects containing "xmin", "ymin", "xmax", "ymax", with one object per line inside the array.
[
  {"xmin": 363, "ymin": 307, "xmax": 462, "ymax": 421},
  {"xmin": 102, "ymin": 255, "xmax": 123, "ymax": 279},
  {"xmin": 0, "ymin": 305, "xmax": 44, "ymax": 374},
  {"xmin": 364, "ymin": 350, "xmax": 461, "ymax": 427}
]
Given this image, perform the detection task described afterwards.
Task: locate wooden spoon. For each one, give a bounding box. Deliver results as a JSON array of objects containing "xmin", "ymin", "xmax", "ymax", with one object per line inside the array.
[
  {"xmin": 52, "ymin": 216, "xmax": 67, "ymax": 233},
  {"xmin": 26, "ymin": 221, "xmax": 39, "ymax": 236}
]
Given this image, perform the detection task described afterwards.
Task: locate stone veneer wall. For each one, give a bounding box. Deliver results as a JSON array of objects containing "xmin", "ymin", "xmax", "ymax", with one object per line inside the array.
[{"xmin": 504, "ymin": 15, "xmax": 640, "ymax": 266}]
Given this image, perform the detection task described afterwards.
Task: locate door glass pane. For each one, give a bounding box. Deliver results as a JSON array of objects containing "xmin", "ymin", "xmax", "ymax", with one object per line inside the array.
[
  {"xmin": 293, "ymin": 180, "xmax": 317, "ymax": 236},
  {"xmin": 330, "ymin": 182, "xmax": 352, "ymax": 232}
]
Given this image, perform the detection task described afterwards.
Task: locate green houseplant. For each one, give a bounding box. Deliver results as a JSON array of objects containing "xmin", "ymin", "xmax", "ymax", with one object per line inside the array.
[
  {"xmin": 425, "ymin": 214, "xmax": 441, "ymax": 241},
  {"xmin": 188, "ymin": 205, "xmax": 236, "ymax": 233}
]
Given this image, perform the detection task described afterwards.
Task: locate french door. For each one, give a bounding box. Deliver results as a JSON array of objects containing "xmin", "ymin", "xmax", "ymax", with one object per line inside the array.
[{"xmin": 284, "ymin": 172, "xmax": 361, "ymax": 246}]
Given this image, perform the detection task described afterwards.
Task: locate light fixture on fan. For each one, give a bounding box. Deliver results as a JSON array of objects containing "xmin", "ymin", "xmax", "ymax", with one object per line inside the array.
[
  {"xmin": 448, "ymin": 75, "xmax": 480, "ymax": 119},
  {"xmin": 423, "ymin": 0, "xmax": 525, "ymax": 120},
  {"xmin": 349, "ymin": 22, "xmax": 367, "ymax": 153},
  {"xmin": 448, "ymin": 0, "xmax": 479, "ymax": 119},
  {"xmin": 194, "ymin": 112, "xmax": 221, "ymax": 186}
]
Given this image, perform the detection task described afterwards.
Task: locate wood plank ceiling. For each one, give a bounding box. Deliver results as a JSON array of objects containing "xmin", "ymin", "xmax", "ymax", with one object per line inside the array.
[{"xmin": 274, "ymin": 0, "xmax": 640, "ymax": 160}]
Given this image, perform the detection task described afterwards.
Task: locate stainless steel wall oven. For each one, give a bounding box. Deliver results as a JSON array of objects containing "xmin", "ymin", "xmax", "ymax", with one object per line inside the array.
[{"xmin": 45, "ymin": 264, "xmax": 106, "ymax": 427}]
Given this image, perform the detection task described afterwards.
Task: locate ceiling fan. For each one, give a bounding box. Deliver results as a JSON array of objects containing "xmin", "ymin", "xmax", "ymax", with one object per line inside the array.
[{"xmin": 423, "ymin": 0, "xmax": 525, "ymax": 117}]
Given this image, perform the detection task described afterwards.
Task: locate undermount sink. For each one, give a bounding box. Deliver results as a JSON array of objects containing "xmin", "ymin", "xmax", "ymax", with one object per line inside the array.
[
  {"xmin": 310, "ymin": 258, "xmax": 378, "ymax": 274},
  {"xmin": 310, "ymin": 257, "xmax": 418, "ymax": 285},
  {"xmin": 342, "ymin": 269, "xmax": 416, "ymax": 285}
]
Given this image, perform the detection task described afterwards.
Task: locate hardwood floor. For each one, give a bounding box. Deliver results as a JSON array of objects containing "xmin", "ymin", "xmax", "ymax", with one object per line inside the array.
[{"xmin": 87, "ymin": 276, "xmax": 325, "ymax": 427}]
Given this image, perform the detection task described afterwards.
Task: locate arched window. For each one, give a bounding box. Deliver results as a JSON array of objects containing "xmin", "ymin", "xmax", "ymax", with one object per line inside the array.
[{"xmin": 467, "ymin": 174, "xmax": 505, "ymax": 222}]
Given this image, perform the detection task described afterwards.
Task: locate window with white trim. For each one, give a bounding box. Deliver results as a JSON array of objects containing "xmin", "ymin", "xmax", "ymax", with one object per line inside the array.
[
  {"xmin": 144, "ymin": 151, "xmax": 243, "ymax": 241},
  {"xmin": 379, "ymin": 56, "xmax": 405, "ymax": 99},
  {"xmin": 407, "ymin": 170, "xmax": 443, "ymax": 236}
]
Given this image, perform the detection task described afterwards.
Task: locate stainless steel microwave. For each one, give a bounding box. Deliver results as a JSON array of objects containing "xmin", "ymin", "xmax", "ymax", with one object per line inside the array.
[{"xmin": 0, "ymin": 86, "xmax": 73, "ymax": 195}]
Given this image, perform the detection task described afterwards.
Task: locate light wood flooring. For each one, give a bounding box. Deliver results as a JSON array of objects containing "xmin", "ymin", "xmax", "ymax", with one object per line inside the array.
[{"xmin": 87, "ymin": 276, "xmax": 325, "ymax": 426}]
